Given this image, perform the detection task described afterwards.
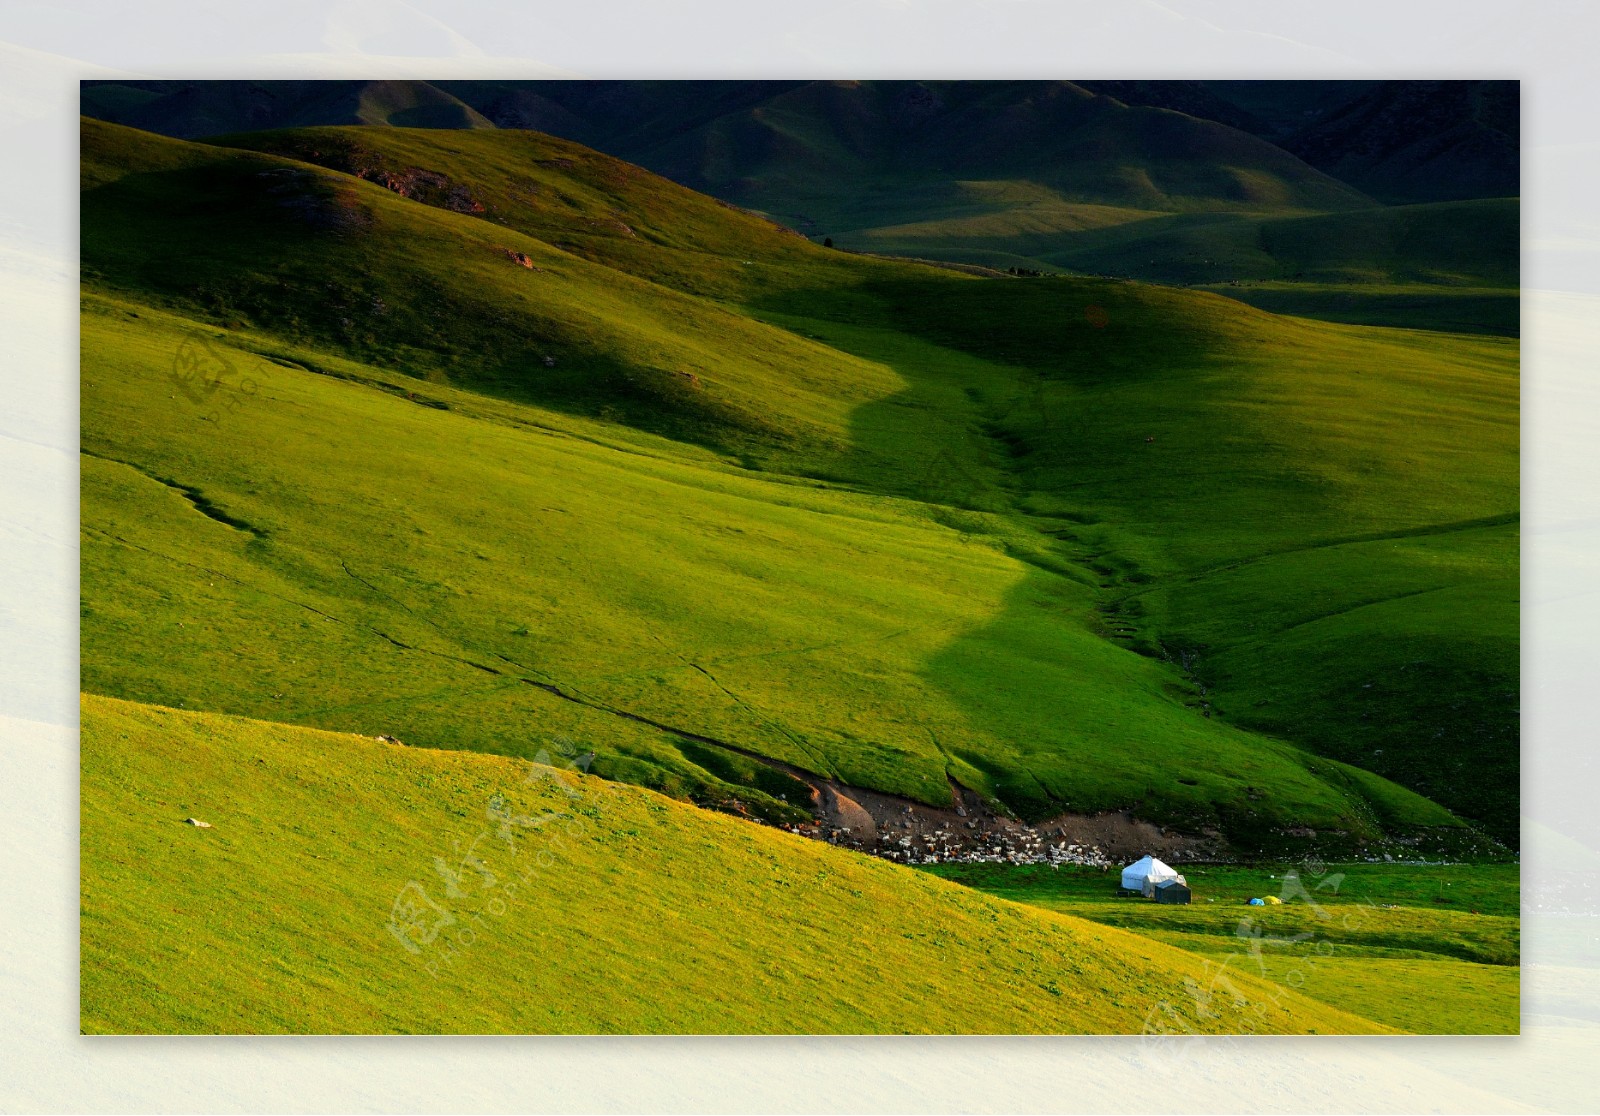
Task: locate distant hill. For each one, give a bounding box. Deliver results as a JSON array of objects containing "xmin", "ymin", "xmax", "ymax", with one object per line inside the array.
[
  {"xmin": 851, "ymin": 196, "xmax": 1518, "ymax": 285},
  {"xmin": 1280, "ymin": 80, "xmax": 1519, "ymax": 203},
  {"xmin": 83, "ymin": 79, "xmax": 1373, "ymax": 223},
  {"xmin": 79, "ymin": 79, "xmax": 1518, "ymax": 303},
  {"xmin": 480, "ymin": 80, "xmax": 1374, "ymax": 225},
  {"xmin": 84, "ymin": 78, "xmax": 1518, "ymax": 210},
  {"xmin": 1077, "ymin": 80, "xmax": 1273, "ymax": 134},
  {"xmin": 1198, "ymin": 81, "xmax": 1379, "ymax": 140},
  {"xmin": 80, "ymin": 79, "xmax": 494, "ymax": 138}
]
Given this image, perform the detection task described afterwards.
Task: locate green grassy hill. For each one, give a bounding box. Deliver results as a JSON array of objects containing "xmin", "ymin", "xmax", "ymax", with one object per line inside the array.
[
  {"xmin": 81, "ymin": 119, "xmax": 904, "ymax": 475},
  {"xmin": 847, "ymin": 198, "xmax": 1518, "ymax": 335},
  {"xmin": 206, "ymin": 123, "xmax": 854, "ymax": 303},
  {"xmin": 80, "ymin": 290, "xmax": 1458, "ymax": 844},
  {"xmin": 79, "ymin": 83, "xmax": 1518, "ymax": 339},
  {"xmin": 907, "ymin": 197, "xmax": 1517, "ymax": 287},
  {"xmin": 769, "ymin": 275, "xmax": 1518, "ymax": 838},
  {"xmin": 80, "ymin": 693, "xmax": 1390, "ymax": 1034},
  {"xmin": 81, "ymin": 119, "xmax": 1515, "ymax": 851},
  {"xmin": 602, "ymin": 80, "xmax": 1372, "ymax": 225},
  {"xmin": 926, "ymin": 862, "xmax": 1519, "ymax": 1034}
]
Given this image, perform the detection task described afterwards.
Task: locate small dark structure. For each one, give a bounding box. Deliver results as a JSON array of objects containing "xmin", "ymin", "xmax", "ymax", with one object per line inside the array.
[{"xmin": 1153, "ymin": 879, "xmax": 1192, "ymax": 905}]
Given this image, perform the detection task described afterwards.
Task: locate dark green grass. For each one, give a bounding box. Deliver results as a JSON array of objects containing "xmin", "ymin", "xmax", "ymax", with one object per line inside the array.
[
  {"xmin": 211, "ymin": 120, "xmax": 1515, "ymax": 342},
  {"xmin": 841, "ymin": 199, "xmax": 1517, "ymax": 336},
  {"xmin": 844, "ymin": 199, "xmax": 1516, "ymax": 286},
  {"xmin": 81, "ymin": 120, "xmax": 1515, "ymax": 847},
  {"xmin": 600, "ymin": 79, "xmax": 1372, "ymax": 233},
  {"xmin": 215, "ymin": 127, "xmax": 1515, "ymax": 340},
  {"xmin": 923, "ymin": 861, "xmax": 1519, "ymax": 1033},
  {"xmin": 750, "ymin": 275, "xmax": 1518, "ymax": 840},
  {"xmin": 81, "ymin": 295, "xmax": 1451, "ymax": 841},
  {"xmin": 1200, "ymin": 283, "xmax": 1520, "ymax": 336},
  {"xmin": 1047, "ymin": 199, "xmax": 1518, "ymax": 286},
  {"xmin": 1144, "ymin": 532, "xmax": 1519, "ymax": 837}
]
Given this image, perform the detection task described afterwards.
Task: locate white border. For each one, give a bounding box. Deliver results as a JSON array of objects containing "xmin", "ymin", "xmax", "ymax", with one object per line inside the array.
[{"xmin": 5, "ymin": 2, "xmax": 1596, "ymax": 1111}]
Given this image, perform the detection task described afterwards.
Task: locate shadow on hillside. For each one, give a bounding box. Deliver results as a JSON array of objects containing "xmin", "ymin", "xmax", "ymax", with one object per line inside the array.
[{"xmin": 750, "ymin": 272, "xmax": 1519, "ymax": 845}]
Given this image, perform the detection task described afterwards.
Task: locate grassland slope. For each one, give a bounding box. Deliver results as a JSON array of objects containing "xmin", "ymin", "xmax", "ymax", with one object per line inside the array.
[
  {"xmin": 80, "ymin": 694, "xmax": 1391, "ymax": 1035},
  {"xmin": 925, "ymin": 862, "xmax": 1519, "ymax": 1034},
  {"xmin": 81, "ymin": 292, "xmax": 1460, "ymax": 844},
  {"xmin": 80, "ymin": 120, "xmax": 1514, "ymax": 846},
  {"xmin": 81, "ymin": 118, "xmax": 921, "ymax": 480}
]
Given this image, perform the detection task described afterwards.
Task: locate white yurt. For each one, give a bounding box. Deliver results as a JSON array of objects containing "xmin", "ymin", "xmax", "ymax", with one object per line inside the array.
[{"xmin": 1121, "ymin": 855, "xmax": 1184, "ymax": 896}]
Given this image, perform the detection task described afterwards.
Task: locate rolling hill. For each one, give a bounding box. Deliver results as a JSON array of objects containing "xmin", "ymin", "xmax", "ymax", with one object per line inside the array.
[
  {"xmin": 854, "ymin": 196, "xmax": 1518, "ymax": 334},
  {"xmin": 527, "ymin": 79, "xmax": 1373, "ymax": 225},
  {"xmin": 211, "ymin": 125, "xmax": 1516, "ymax": 333},
  {"xmin": 80, "ymin": 693, "xmax": 1392, "ymax": 1034},
  {"xmin": 79, "ymin": 81, "xmax": 1518, "ymax": 338},
  {"xmin": 80, "ymin": 119, "xmax": 1517, "ymax": 848},
  {"xmin": 80, "ymin": 78, "xmax": 494, "ymax": 138},
  {"xmin": 1280, "ymin": 80, "xmax": 1519, "ymax": 204},
  {"xmin": 79, "ymin": 285, "xmax": 1464, "ymax": 846},
  {"xmin": 843, "ymin": 196, "xmax": 1518, "ymax": 284},
  {"xmin": 83, "ymin": 79, "xmax": 1373, "ymax": 218}
]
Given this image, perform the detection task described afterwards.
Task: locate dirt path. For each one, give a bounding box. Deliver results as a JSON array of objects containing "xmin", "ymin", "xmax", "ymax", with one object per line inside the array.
[
  {"xmin": 775, "ymin": 766, "xmax": 1223, "ymax": 867},
  {"xmin": 499, "ymin": 650, "xmax": 1224, "ymax": 867}
]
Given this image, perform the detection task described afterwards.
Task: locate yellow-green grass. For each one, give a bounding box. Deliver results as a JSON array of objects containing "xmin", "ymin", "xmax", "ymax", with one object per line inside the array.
[
  {"xmin": 81, "ymin": 120, "xmax": 1514, "ymax": 844},
  {"xmin": 208, "ymin": 124, "xmax": 863, "ymax": 305},
  {"xmin": 80, "ymin": 118, "xmax": 936, "ymax": 483},
  {"xmin": 80, "ymin": 295, "xmax": 1447, "ymax": 841},
  {"xmin": 837, "ymin": 184, "xmax": 1164, "ymax": 250},
  {"xmin": 79, "ymin": 693, "xmax": 1391, "ymax": 1035},
  {"xmin": 924, "ymin": 862, "xmax": 1519, "ymax": 1034}
]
